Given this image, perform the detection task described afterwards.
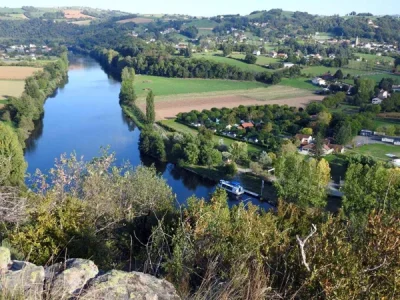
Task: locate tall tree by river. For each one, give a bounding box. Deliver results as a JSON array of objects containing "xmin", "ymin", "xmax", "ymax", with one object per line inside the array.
[{"xmin": 146, "ymin": 90, "xmax": 155, "ymax": 124}]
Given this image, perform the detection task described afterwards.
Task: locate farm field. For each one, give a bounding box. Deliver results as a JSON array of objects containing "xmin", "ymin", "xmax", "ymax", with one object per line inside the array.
[
  {"xmin": 347, "ymin": 144, "xmax": 400, "ymax": 161},
  {"xmin": 186, "ymin": 19, "xmax": 218, "ymax": 28},
  {"xmin": 117, "ymin": 17, "xmax": 153, "ymax": 24},
  {"xmin": 280, "ymin": 78, "xmax": 319, "ymax": 91},
  {"xmin": 63, "ymin": 9, "xmax": 95, "ymax": 19},
  {"xmin": 134, "ymin": 75, "xmax": 266, "ymax": 97},
  {"xmin": 160, "ymin": 119, "xmax": 264, "ymax": 154},
  {"xmin": 134, "ymin": 77, "xmax": 322, "ymax": 120},
  {"xmin": 0, "ymin": 66, "xmax": 42, "ymax": 80},
  {"xmin": 230, "ymin": 53, "xmax": 282, "ymax": 67},
  {"xmin": 192, "ymin": 53, "xmax": 268, "ymax": 73},
  {"xmin": 355, "ymin": 53, "xmax": 395, "ymax": 64},
  {"xmin": 0, "ymin": 80, "xmax": 25, "ymax": 100}
]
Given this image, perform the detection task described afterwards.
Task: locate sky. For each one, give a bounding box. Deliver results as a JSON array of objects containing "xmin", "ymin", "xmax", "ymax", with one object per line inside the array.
[{"xmin": 7, "ymin": 0, "xmax": 399, "ymax": 16}]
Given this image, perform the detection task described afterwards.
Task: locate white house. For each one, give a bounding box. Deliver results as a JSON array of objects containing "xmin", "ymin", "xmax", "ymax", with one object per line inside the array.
[
  {"xmin": 283, "ymin": 63, "xmax": 295, "ymax": 68},
  {"xmin": 253, "ymin": 50, "xmax": 261, "ymax": 56},
  {"xmin": 371, "ymin": 98, "xmax": 383, "ymax": 105},
  {"xmin": 295, "ymin": 134, "xmax": 313, "ymax": 145},
  {"xmin": 269, "ymin": 51, "xmax": 277, "ymax": 58},
  {"xmin": 312, "ymin": 77, "xmax": 326, "ymax": 86}
]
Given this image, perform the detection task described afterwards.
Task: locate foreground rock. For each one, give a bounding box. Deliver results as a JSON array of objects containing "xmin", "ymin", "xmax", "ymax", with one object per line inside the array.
[
  {"xmin": 80, "ymin": 270, "xmax": 180, "ymax": 300},
  {"xmin": 47, "ymin": 258, "xmax": 99, "ymax": 299},
  {"xmin": 0, "ymin": 246, "xmax": 180, "ymax": 300},
  {"xmin": 1, "ymin": 260, "xmax": 45, "ymax": 299}
]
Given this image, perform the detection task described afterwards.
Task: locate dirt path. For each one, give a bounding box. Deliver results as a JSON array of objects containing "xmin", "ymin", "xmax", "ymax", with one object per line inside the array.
[{"xmin": 138, "ymin": 94, "xmax": 323, "ymax": 120}]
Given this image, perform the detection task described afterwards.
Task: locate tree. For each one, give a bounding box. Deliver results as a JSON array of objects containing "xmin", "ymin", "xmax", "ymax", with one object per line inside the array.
[
  {"xmin": 334, "ymin": 69, "xmax": 344, "ymax": 80},
  {"xmin": 222, "ymin": 44, "xmax": 233, "ymax": 57},
  {"xmin": 300, "ymin": 128, "xmax": 313, "ymax": 135},
  {"xmin": 343, "ymin": 163, "xmax": 400, "ymax": 225},
  {"xmin": 317, "ymin": 111, "xmax": 332, "ymax": 126},
  {"xmin": 229, "ymin": 142, "xmax": 248, "ymax": 162},
  {"xmin": 0, "ymin": 123, "xmax": 26, "ymax": 186},
  {"xmin": 314, "ymin": 133, "xmax": 324, "ymax": 160},
  {"xmin": 119, "ymin": 67, "xmax": 136, "ymax": 105},
  {"xmin": 274, "ymin": 153, "xmax": 330, "ymax": 208},
  {"xmin": 146, "ymin": 90, "xmax": 155, "ymax": 124},
  {"xmin": 184, "ymin": 143, "xmax": 200, "ymax": 165},
  {"xmin": 335, "ymin": 122, "xmax": 353, "ymax": 145},
  {"xmin": 244, "ymin": 53, "xmax": 257, "ymax": 64}
]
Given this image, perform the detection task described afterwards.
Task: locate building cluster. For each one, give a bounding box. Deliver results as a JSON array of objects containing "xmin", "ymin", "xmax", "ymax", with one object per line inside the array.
[{"xmin": 295, "ymin": 134, "xmax": 345, "ymax": 155}]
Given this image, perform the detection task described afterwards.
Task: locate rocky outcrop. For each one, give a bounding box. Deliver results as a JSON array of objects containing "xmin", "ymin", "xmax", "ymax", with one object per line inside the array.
[
  {"xmin": 80, "ymin": 270, "xmax": 180, "ymax": 300},
  {"xmin": 0, "ymin": 247, "xmax": 180, "ymax": 300},
  {"xmin": 46, "ymin": 259, "xmax": 99, "ymax": 299}
]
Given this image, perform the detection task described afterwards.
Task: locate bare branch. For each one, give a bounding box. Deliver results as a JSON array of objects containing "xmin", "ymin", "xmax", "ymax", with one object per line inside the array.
[
  {"xmin": 296, "ymin": 224, "xmax": 317, "ymax": 272},
  {"xmin": 0, "ymin": 187, "xmax": 27, "ymax": 223},
  {"xmin": 363, "ymin": 256, "xmax": 388, "ymax": 273}
]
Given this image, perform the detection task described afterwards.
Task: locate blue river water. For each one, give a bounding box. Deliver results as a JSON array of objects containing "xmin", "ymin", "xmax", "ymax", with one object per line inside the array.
[{"xmin": 24, "ymin": 55, "xmax": 274, "ymax": 210}]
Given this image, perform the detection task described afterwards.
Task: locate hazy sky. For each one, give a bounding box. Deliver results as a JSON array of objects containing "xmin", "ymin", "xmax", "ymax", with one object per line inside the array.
[{"xmin": 8, "ymin": 0, "xmax": 399, "ymax": 16}]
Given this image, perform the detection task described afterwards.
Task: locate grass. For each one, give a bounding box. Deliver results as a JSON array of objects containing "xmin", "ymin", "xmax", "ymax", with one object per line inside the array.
[
  {"xmin": 230, "ymin": 53, "xmax": 281, "ymax": 68},
  {"xmin": 134, "ymin": 75, "xmax": 266, "ymax": 97},
  {"xmin": 348, "ymin": 144, "xmax": 400, "ymax": 161},
  {"xmin": 186, "ymin": 19, "xmax": 218, "ymax": 28},
  {"xmin": 355, "ymin": 53, "xmax": 395, "ymax": 64},
  {"xmin": 373, "ymin": 118, "xmax": 400, "ymax": 129},
  {"xmin": 160, "ymin": 119, "xmax": 264, "ymax": 154},
  {"xmin": 302, "ymin": 66, "xmax": 363, "ymax": 77},
  {"xmin": 0, "ymin": 80, "xmax": 25, "ymax": 99},
  {"xmin": 280, "ymin": 78, "xmax": 319, "ymax": 91},
  {"xmin": 192, "ymin": 53, "xmax": 268, "ymax": 73}
]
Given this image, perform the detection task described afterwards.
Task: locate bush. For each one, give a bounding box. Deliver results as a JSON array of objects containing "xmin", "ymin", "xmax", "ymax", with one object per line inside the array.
[{"xmin": 223, "ymin": 162, "xmax": 238, "ymax": 176}]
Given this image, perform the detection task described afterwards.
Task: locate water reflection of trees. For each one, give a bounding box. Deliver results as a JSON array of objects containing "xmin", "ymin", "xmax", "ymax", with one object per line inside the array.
[
  {"xmin": 24, "ymin": 117, "xmax": 44, "ymax": 153},
  {"xmin": 121, "ymin": 110, "xmax": 137, "ymax": 132},
  {"xmin": 169, "ymin": 166, "xmax": 216, "ymax": 191}
]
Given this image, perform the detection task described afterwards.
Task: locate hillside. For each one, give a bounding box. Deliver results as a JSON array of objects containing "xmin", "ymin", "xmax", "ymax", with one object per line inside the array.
[{"xmin": 0, "ymin": 6, "xmax": 130, "ymax": 22}]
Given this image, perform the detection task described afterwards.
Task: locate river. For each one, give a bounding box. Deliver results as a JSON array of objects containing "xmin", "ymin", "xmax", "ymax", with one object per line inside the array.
[{"xmin": 24, "ymin": 55, "xmax": 274, "ymax": 210}]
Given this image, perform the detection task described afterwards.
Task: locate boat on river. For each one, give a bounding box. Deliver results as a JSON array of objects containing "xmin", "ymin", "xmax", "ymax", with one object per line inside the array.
[{"xmin": 218, "ymin": 180, "xmax": 245, "ymax": 196}]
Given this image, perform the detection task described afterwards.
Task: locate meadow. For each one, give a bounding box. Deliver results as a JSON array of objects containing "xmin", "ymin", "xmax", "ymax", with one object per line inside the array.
[
  {"xmin": 134, "ymin": 75, "xmax": 266, "ymax": 97},
  {"xmin": 0, "ymin": 66, "xmax": 42, "ymax": 80},
  {"xmin": 192, "ymin": 53, "xmax": 269, "ymax": 73},
  {"xmin": 230, "ymin": 53, "xmax": 282, "ymax": 67},
  {"xmin": 0, "ymin": 80, "xmax": 25, "ymax": 100},
  {"xmin": 347, "ymin": 144, "xmax": 400, "ymax": 161}
]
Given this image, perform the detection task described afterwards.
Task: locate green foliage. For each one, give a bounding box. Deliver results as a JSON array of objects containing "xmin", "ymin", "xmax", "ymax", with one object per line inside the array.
[
  {"xmin": 145, "ymin": 90, "xmax": 155, "ymax": 124},
  {"xmin": 274, "ymin": 153, "xmax": 330, "ymax": 208},
  {"xmin": 244, "ymin": 53, "xmax": 257, "ymax": 64},
  {"xmin": 0, "ymin": 123, "xmax": 26, "ymax": 186},
  {"xmin": 119, "ymin": 67, "xmax": 136, "ymax": 105},
  {"xmin": 343, "ymin": 163, "xmax": 400, "ymax": 224},
  {"xmin": 335, "ymin": 122, "xmax": 353, "ymax": 145},
  {"xmin": 139, "ymin": 127, "xmax": 167, "ymax": 161}
]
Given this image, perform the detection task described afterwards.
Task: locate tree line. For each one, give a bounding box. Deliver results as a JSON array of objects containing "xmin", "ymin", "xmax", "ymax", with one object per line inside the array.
[
  {"xmin": 90, "ymin": 47, "xmax": 282, "ymax": 84},
  {"xmin": 1, "ymin": 49, "xmax": 69, "ymax": 146}
]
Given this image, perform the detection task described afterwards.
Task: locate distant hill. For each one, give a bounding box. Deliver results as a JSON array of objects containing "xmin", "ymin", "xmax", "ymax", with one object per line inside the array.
[{"xmin": 0, "ymin": 7, "xmax": 131, "ymax": 23}]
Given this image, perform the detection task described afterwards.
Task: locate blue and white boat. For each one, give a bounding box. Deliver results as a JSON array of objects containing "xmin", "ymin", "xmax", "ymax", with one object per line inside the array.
[{"xmin": 218, "ymin": 180, "xmax": 245, "ymax": 196}]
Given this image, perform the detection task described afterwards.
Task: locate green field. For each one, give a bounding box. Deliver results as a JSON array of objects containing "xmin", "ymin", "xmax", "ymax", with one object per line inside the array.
[
  {"xmin": 279, "ymin": 78, "xmax": 319, "ymax": 91},
  {"xmin": 186, "ymin": 19, "xmax": 218, "ymax": 28},
  {"xmin": 160, "ymin": 119, "xmax": 264, "ymax": 154},
  {"xmin": 302, "ymin": 66, "xmax": 363, "ymax": 77},
  {"xmin": 135, "ymin": 75, "xmax": 266, "ymax": 97},
  {"xmin": 230, "ymin": 53, "xmax": 281, "ymax": 67},
  {"xmin": 192, "ymin": 53, "xmax": 268, "ymax": 73},
  {"xmin": 0, "ymin": 8, "xmax": 24, "ymax": 13},
  {"xmin": 348, "ymin": 144, "xmax": 400, "ymax": 161},
  {"xmin": 355, "ymin": 53, "xmax": 395, "ymax": 64}
]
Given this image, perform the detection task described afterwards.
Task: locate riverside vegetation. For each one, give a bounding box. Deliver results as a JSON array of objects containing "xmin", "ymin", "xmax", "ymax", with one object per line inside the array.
[{"xmin": 0, "ymin": 48, "xmax": 69, "ymax": 146}]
